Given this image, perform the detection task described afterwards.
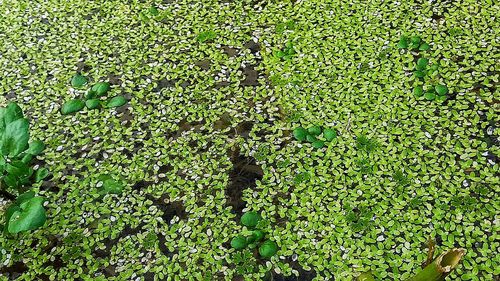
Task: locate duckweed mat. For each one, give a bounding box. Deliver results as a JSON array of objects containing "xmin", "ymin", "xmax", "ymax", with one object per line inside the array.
[{"xmin": 0, "ymin": 0, "xmax": 499, "ymax": 280}]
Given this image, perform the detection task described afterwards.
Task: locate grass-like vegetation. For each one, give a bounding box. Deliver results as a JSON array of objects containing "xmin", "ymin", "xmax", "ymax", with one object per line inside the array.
[{"xmin": 0, "ymin": 0, "xmax": 498, "ymax": 280}]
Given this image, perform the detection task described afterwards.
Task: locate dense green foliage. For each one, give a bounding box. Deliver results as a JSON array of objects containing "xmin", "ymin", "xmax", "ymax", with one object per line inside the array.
[{"xmin": 0, "ymin": 0, "xmax": 498, "ymax": 280}]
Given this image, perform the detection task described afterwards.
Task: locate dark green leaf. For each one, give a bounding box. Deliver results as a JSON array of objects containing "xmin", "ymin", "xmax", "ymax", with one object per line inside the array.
[
  {"xmin": 413, "ymin": 86, "xmax": 424, "ymax": 97},
  {"xmin": 35, "ymin": 168, "xmax": 49, "ymax": 182},
  {"xmin": 85, "ymin": 89, "xmax": 97, "ymax": 100},
  {"xmin": 91, "ymin": 82, "xmax": 111, "ymax": 97},
  {"xmin": 240, "ymin": 211, "xmax": 261, "ymax": 228},
  {"xmin": 293, "ymin": 127, "xmax": 308, "ymax": 141},
  {"xmin": 3, "ymin": 174, "xmax": 19, "ymax": 188},
  {"xmin": 1, "ymin": 118, "xmax": 29, "ymax": 157},
  {"xmin": 424, "ymin": 92, "xmax": 436, "ymax": 101},
  {"xmin": 323, "ymin": 128, "xmax": 337, "ymax": 141},
  {"xmin": 307, "ymin": 126, "xmax": 322, "ymax": 136},
  {"xmin": 436, "ymin": 95, "xmax": 447, "ymax": 102},
  {"xmin": 414, "ymin": 70, "xmax": 426, "ymax": 78},
  {"xmin": 4, "ymin": 102, "xmax": 24, "ymax": 125},
  {"xmin": 15, "ymin": 191, "xmax": 35, "ymax": 205},
  {"xmin": 275, "ymin": 51, "xmax": 286, "ymax": 58},
  {"xmin": 7, "ymin": 196, "xmax": 47, "ymax": 234},
  {"xmin": 106, "ymin": 96, "xmax": 127, "ymax": 108},
  {"xmin": 148, "ymin": 6, "xmax": 159, "ymax": 16},
  {"xmin": 71, "ymin": 74, "xmax": 88, "ymax": 88},
  {"xmin": 26, "ymin": 140, "xmax": 45, "ymax": 156},
  {"xmin": 250, "ymin": 230, "xmax": 265, "ymax": 243},
  {"xmin": 397, "ymin": 37, "xmax": 409, "ymax": 49},
  {"xmin": 312, "ymin": 140, "xmax": 325, "ymax": 148},
  {"xmin": 61, "ymin": 99, "xmax": 85, "ymax": 115},
  {"xmin": 435, "ymin": 84, "xmax": 448, "ymax": 96},
  {"xmin": 21, "ymin": 153, "xmax": 33, "ymax": 164},
  {"xmin": 6, "ymin": 161, "xmax": 31, "ymax": 178},
  {"xmin": 231, "ymin": 235, "xmax": 247, "ymax": 250},
  {"xmin": 306, "ymin": 134, "xmax": 317, "ymax": 143},
  {"xmin": 98, "ymin": 175, "xmax": 124, "ymax": 195},
  {"xmin": 259, "ymin": 240, "xmax": 278, "ymax": 258},
  {"xmin": 85, "ymin": 99, "xmax": 101, "ymax": 110},
  {"xmin": 416, "ymin": 58, "xmax": 429, "ymax": 70},
  {"xmin": 419, "ymin": 43, "xmax": 430, "ymax": 51},
  {"xmin": 410, "ymin": 36, "xmax": 421, "ymax": 45}
]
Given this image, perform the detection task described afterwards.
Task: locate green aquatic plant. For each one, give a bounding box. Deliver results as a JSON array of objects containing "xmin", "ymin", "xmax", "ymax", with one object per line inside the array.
[
  {"xmin": 197, "ymin": 30, "xmax": 216, "ymax": 43},
  {"xmin": 62, "ymin": 77, "xmax": 127, "ymax": 114},
  {"xmin": 231, "ymin": 211, "xmax": 278, "ymax": 259},
  {"xmin": 274, "ymin": 41, "xmax": 297, "ymax": 61},
  {"xmin": 2, "ymin": 191, "xmax": 47, "ymax": 234},
  {"xmin": 0, "ymin": 103, "xmax": 48, "ymax": 196}
]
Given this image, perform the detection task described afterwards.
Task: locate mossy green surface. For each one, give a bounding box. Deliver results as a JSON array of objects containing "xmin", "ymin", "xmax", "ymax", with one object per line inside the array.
[{"xmin": 0, "ymin": 0, "xmax": 499, "ymax": 280}]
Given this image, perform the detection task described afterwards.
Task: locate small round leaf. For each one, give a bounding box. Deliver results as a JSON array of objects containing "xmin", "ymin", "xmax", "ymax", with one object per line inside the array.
[
  {"xmin": 323, "ymin": 128, "xmax": 337, "ymax": 141},
  {"xmin": 435, "ymin": 84, "xmax": 448, "ymax": 96},
  {"xmin": 293, "ymin": 127, "xmax": 308, "ymax": 142},
  {"xmin": 240, "ymin": 211, "xmax": 261, "ymax": 228},
  {"xmin": 86, "ymin": 99, "xmax": 101, "ymax": 110},
  {"xmin": 424, "ymin": 92, "xmax": 436, "ymax": 101},
  {"xmin": 307, "ymin": 126, "xmax": 322, "ymax": 136},
  {"xmin": 106, "ymin": 96, "xmax": 127, "ymax": 108},
  {"xmin": 231, "ymin": 235, "xmax": 247, "ymax": 250},
  {"xmin": 413, "ymin": 86, "xmax": 424, "ymax": 97},
  {"xmin": 71, "ymin": 74, "xmax": 88, "ymax": 88},
  {"xmin": 259, "ymin": 240, "xmax": 278, "ymax": 258}
]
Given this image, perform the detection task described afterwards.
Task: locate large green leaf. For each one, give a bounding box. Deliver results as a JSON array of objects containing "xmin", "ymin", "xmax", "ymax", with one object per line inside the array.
[
  {"xmin": 4, "ymin": 102, "xmax": 24, "ymax": 125},
  {"xmin": 7, "ymin": 196, "xmax": 47, "ymax": 234},
  {"xmin": 6, "ymin": 160, "xmax": 31, "ymax": 178},
  {"xmin": 26, "ymin": 140, "xmax": 45, "ymax": 156},
  {"xmin": 1, "ymin": 118, "xmax": 29, "ymax": 157}
]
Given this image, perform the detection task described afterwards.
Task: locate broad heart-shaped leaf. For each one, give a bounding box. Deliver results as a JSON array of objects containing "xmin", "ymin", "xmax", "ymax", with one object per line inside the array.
[
  {"xmin": 1, "ymin": 118, "xmax": 29, "ymax": 157},
  {"xmin": 61, "ymin": 99, "xmax": 85, "ymax": 115},
  {"xmin": 71, "ymin": 74, "xmax": 88, "ymax": 88},
  {"xmin": 323, "ymin": 128, "xmax": 337, "ymax": 141},
  {"xmin": 85, "ymin": 99, "xmax": 101, "ymax": 110},
  {"xmin": 26, "ymin": 140, "xmax": 45, "ymax": 156},
  {"xmin": 34, "ymin": 168, "xmax": 49, "ymax": 182},
  {"xmin": 258, "ymin": 240, "xmax": 278, "ymax": 258},
  {"xmin": 106, "ymin": 96, "xmax": 127, "ymax": 108},
  {"xmin": 91, "ymin": 82, "xmax": 111, "ymax": 97},
  {"xmin": 7, "ymin": 196, "xmax": 46, "ymax": 234},
  {"xmin": 230, "ymin": 235, "xmax": 247, "ymax": 250},
  {"xmin": 293, "ymin": 127, "xmax": 308, "ymax": 141},
  {"xmin": 435, "ymin": 84, "xmax": 449, "ymax": 96},
  {"xmin": 240, "ymin": 211, "xmax": 261, "ymax": 228}
]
